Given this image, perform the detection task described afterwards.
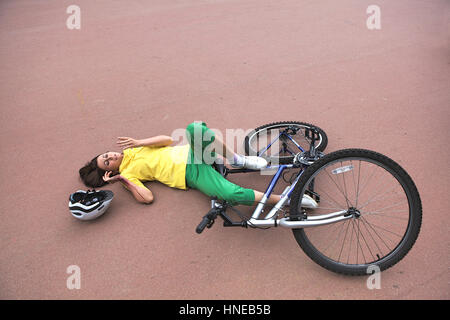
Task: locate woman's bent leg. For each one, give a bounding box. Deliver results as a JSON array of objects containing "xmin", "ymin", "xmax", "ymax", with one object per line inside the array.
[
  {"xmin": 186, "ymin": 162, "xmax": 255, "ymax": 206},
  {"xmin": 211, "ymin": 135, "xmax": 237, "ymax": 163},
  {"xmin": 185, "ymin": 121, "xmax": 278, "ymax": 206},
  {"xmin": 253, "ymin": 191, "xmax": 281, "ymax": 206},
  {"xmin": 185, "ymin": 121, "xmax": 217, "ymax": 165}
]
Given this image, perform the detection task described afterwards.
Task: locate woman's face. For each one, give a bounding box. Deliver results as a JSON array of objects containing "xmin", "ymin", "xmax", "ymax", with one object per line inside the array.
[{"xmin": 96, "ymin": 151, "xmax": 123, "ymax": 171}]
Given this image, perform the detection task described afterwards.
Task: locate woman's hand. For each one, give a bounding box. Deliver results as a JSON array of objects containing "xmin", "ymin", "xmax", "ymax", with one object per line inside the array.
[
  {"xmin": 116, "ymin": 137, "xmax": 142, "ymax": 150},
  {"xmin": 103, "ymin": 171, "xmax": 121, "ymax": 184}
]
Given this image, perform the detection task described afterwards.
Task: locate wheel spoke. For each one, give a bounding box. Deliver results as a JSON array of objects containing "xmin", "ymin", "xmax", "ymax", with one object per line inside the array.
[
  {"xmin": 355, "ymin": 219, "xmax": 368, "ymax": 264},
  {"xmin": 324, "ymin": 168, "xmax": 353, "ymax": 208},
  {"xmin": 361, "ymin": 210, "xmax": 409, "ymax": 221},
  {"xmin": 360, "ymin": 215, "xmax": 404, "ymax": 239},
  {"xmin": 313, "ymin": 185, "xmax": 347, "ymax": 210},
  {"xmin": 338, "ymin": 219, "xmax": 352, "ymax": 261},
  {"xmin": 356, "ymin": 161, "xmax": 379, "ymax": 203},
  {"xmin": 358, "ymin": 184, "xmax": 404, "ymax": 210},
  {"xmin": 359, "ymin": 216, "xmax": 387, "ymax": 259}
]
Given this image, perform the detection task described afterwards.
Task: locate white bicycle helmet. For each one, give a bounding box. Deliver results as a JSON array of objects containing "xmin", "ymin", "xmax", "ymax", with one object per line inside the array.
[{"xmin": 69, "ymin": 189, "xmax": 114, "ymax": 220}]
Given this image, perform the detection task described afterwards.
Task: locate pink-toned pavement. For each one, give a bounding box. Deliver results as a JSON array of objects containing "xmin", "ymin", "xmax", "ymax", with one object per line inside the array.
[{"xmin": 0, "ymin": 0, "xmax": 449, "ymax": 299}]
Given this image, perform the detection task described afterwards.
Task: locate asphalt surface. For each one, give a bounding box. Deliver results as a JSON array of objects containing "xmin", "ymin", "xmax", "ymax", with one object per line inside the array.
[{"xmin": 0, "ymin": 0, "xmax": 449, "ymax": 299}]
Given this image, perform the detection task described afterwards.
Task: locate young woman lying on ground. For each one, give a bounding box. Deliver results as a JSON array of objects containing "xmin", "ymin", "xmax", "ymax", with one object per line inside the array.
[{"xmin": 79, "ymin": 121, "xmax": 316, "ymax": 207}]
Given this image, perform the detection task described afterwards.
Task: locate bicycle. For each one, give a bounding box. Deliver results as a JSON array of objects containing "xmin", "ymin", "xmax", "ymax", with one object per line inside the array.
[{"xmin": 196, "ymin": 121, "xmax": 422, "ymax": 276}]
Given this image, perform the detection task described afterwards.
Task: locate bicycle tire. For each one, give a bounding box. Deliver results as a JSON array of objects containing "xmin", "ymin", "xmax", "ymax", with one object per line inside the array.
[
  {"xmin": 244, "ymin": 121, "xmax": 328, "ymax": 164},
  {"xmin": 290, "ymin": 149, "xmax": 422, "ymax": 275}
]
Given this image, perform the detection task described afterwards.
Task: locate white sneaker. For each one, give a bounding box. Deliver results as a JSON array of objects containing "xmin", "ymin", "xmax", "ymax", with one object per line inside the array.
[
  {"xmin": 301, "ymin": 194, "xmax": 318, "ymax": 209},
  {"xmin": 231, "ymin": 156, "xmax": 268, "ymax": 170},
  {"xmin": 287, "ymin": 194, "xmax": 318, "ymax": 209}
]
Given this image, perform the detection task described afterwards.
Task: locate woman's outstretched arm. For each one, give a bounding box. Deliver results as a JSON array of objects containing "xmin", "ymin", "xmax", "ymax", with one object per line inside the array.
[{"xmin": 117, "ymin": 136, "xmax": 173, "ymax": 149}]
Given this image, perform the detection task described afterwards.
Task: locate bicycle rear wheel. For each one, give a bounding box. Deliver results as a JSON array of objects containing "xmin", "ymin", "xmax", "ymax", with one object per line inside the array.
[
  {"xmin": 244, "ymin": 121, "xmax": 328, "ymax": 164},
  {"xmin": 290, "ymin": 149, "xmax": 422, "ymax": 275}
]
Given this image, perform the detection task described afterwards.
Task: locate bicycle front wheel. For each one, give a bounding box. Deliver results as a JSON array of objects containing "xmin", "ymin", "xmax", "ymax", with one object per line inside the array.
[
  {"xmin": 244, "ymin": 121, "xmax": 328, "ymax": 164},
  {"xmin": 290, "ymin": 149, "xmax": 422, "ymax": 275}
]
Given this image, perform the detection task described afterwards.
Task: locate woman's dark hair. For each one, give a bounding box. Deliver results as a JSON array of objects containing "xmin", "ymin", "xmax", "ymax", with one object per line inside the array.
[{"xmin": 79, "ymin": 154, "xmax": 107, "ymax": 188}]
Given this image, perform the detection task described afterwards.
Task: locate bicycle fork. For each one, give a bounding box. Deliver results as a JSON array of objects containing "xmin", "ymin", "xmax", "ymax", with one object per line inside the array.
[{"xmin": 247, "ymin": 165, "xmax": 352, "ymax": 229}]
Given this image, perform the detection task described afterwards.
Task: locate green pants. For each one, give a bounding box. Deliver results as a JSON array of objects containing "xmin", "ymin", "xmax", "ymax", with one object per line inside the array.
[{"xmin": 185, "ymin": 121, "xmax": 255, "ymax": 206}]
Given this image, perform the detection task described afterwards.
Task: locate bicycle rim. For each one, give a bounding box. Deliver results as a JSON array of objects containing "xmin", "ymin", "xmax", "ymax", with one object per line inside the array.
[
  {"xmin": 291, "ymin": 149, "xmax": 421, "ymax": 275},
  {"xmin": 246, "ymin": 122, "xmax": 326, "ymax": 163}
]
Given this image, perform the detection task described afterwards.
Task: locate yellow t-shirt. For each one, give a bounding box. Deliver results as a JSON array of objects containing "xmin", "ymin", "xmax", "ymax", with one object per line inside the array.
[{"xmin": 119, "ymin": 144, "xmax": 190, "ymax": 190}]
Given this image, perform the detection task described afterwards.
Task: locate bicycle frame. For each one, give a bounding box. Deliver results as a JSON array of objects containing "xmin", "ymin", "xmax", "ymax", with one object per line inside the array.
[
  {"xmin": 222, "ymin": 165, "xmax": 351, "ymax": 229},
  {"xmin": 257, "ymin": 130, "xmax": 305, "ymax": 157},
  {"xmin": 212, "ymin": 127, "xmax": 353, "ymax": 229}
]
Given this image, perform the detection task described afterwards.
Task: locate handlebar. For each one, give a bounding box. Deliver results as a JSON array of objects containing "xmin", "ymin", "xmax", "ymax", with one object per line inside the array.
[
  {"xmin": 196, "ymin": 216, "xmax": 211, "ymax": 234},
  {"xmin": 196, "ymin": 207, "xmax": 220, "ymax": 234}
]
